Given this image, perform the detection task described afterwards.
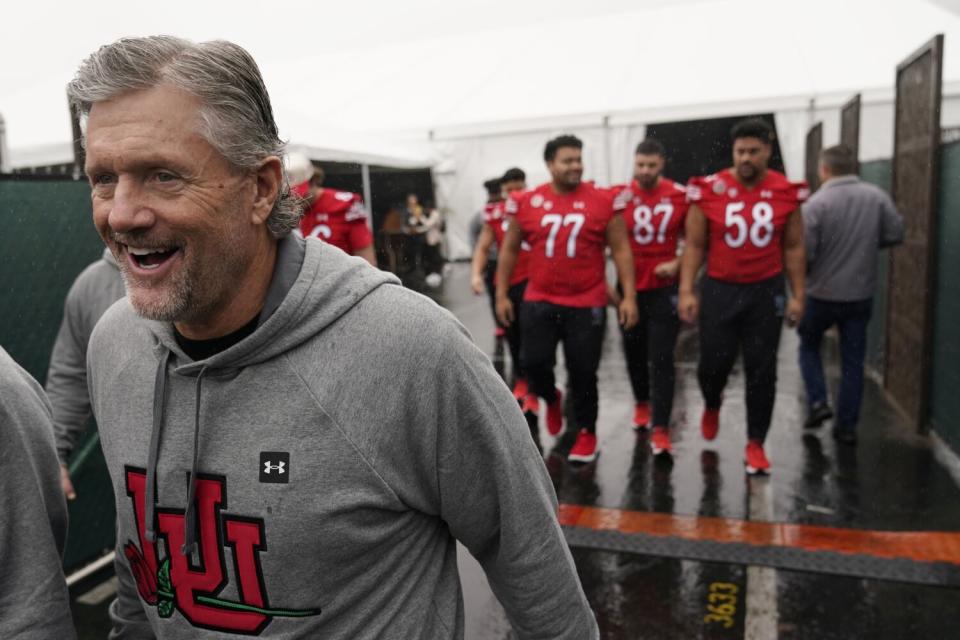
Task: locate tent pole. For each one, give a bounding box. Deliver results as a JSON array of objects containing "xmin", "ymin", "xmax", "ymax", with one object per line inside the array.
[
  {"xmin": 361, "ymin": 163, "xmax": 373, "ymax": 229},
  {"xmin": 603, "ymin": 114, "xmax": 612, "ymax": 185}
]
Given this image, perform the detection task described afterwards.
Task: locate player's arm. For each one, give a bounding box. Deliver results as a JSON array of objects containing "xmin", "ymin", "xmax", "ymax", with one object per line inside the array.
[
  {"xmin": 353, "ymin": 244, "xmax": 377, "ymax": 267},
  {"xmin": 606, "ymin": 216, "xmax": 638, "ymax": 329},
  {"xmin": 494, "ymin": 219, "xmax": 522, "ymax": 326},
  {"xmin": 678, "ymin": 204, "xmax": 707, "ymax": 323},
  {"xmin": 782, "ymin": 208, "xmax": 806, "ymax": 327},
  {"xmin": 470, "ymin": 225, "xmax": 496, "ymax": 295}
]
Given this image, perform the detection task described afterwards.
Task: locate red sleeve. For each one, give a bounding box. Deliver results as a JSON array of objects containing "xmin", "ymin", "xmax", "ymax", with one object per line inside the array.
[
  {"xmin": 298, "ymin": 210, "xmax": 313, "ymax": 237},
  {"xmin": 347, "ymin": 218, "xmax": 374, "ymax": 252},
  {"xmin": 611, "ymin": 184, "xmax": 632, "ymax": 212},
  {"xmin": 685, "ymin": 176, "xmax": 707, "ymax": 203}
]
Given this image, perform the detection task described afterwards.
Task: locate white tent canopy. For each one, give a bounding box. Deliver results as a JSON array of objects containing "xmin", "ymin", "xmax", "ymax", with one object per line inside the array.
[{"xmin": 2, "ymin": 0, "xmax": 959, "ymax": 256}]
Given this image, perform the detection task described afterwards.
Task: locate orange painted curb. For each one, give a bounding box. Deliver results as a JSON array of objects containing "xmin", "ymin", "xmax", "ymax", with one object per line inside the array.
[{"xmin": 558, "ymin": 504, "xmax": 960, "ymax": 565}]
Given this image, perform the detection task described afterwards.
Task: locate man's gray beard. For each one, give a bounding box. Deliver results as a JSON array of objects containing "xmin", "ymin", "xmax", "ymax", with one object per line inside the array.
[{"xmin": 119, "ymin": 264, "xmax": 192, "ymax": 322}]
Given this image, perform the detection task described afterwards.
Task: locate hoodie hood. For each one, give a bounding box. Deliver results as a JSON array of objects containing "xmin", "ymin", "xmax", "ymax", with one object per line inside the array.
[
  {"xmin": 103, "ymin": 247, "xmax": 120, "ymax": 269},
  {"xmin": 145, "ymin": 233, "xmax": 398, "ymax": 372},
  {"xmin": 139, "ymin": 234, "xmax": 399, "ymax": 553}
]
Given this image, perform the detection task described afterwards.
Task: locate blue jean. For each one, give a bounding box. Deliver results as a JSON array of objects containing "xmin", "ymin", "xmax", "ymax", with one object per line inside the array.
[{"xmin": 797, "ymin": 297, "xmax": 873, "ymax": 432}]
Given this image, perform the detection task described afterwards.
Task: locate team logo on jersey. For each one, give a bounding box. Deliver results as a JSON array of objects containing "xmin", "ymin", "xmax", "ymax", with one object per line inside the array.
[
  {"xmin": 573, "ymin": 201, "xmax": 585, "ymax": 210},
  {"xmin": 728, "ymin": 187, "xmax": 738, "ymax": 198},
  {"xmin": 334, "ymin": 192, "xmax": 354, "ymax": 202},
  {"xmin": 712, "ymin": 180, "xmax": 727, "ymax": 195},
  {"xmin": 121, "ymin": 467, "xmax": 321, "ymax": 635},
  {"xmin": 543, "ymin": 201, "xmax": 553, "ymax": 211},
  {"xmin": 761, "ymin": 190, "xmax": 774, "ymax": 199},
  {"xmin": 531, "ymin": 194, "xmax": 544, "ymax": 208}
]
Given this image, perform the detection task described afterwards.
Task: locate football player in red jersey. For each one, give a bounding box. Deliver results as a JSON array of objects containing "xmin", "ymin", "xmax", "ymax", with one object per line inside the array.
[
  {"xmin": 496, "ymin": 135, "xmax": 638, "ymax": 463},
  {"xmin": 611, "ymin": 139, "xmax": 689, "ymax": 457},
  {"xmin": 471, "ymin": 169, "xmax": 531, "ymax": 401},
  {"xmin": 298, "ymin": 167, "xmax": 377, "ymax": 266},
  {"xmin": 678, "ymin": 118, "xmax": 808, "ymax": 475}
]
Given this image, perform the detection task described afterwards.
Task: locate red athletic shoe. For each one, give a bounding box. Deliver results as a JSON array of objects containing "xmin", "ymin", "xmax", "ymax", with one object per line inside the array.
[
  {"xmin": 521, "ymin": 393, "xmax": 539, "ymax": 416},
  {"xmin": 546, "ymin": 389, "xmax": 564, "ymax": 436},
  {"xmin": 494, "ymin": 326, "xmax": 506, "ymax": 338},
  {"xmin": 512, "ymin": 377, "xmax": 529, "ymax": 401},
  {"xmin": 633, "ymin": 402, "xmax": 651, "ymax": 430},
  {"xmin": 650, "ymin": 426, "xmax": 672, "ymax": 456},
  {"xmin": 701, "ymin": 408, "xmax": 720, "ymax": 441},
  {"xmin": 744, "ymin": 440, "xmax": 771, "ymax": 475},
  {"xmin": 568, "ymin": 429, "xmax": 598, "ymax": 463}
]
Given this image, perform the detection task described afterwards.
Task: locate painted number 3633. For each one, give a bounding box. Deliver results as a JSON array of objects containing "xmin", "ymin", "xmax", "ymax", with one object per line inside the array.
[{"xmin": 704, "ymin": 582, "xmax": 738, "ymax": 629}]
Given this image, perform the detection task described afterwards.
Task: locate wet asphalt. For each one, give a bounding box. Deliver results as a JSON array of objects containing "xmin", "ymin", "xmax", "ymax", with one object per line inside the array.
[
  {"xmin": 435, "ymin": 263, "xmax": 960, "ymax": 640},
  {"xmin": 69, "ymin": 262, "xmax": 960, "ymax": 639}
]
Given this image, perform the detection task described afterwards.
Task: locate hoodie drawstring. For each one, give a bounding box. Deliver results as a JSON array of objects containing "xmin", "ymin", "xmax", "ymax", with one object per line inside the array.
[
  {"xmin": 143, "ymin": 350, "xmax": 208, "ymax": 557},
  {"xmin": 144, "ymin": 350, "xmax": 171, "ymax": 543},
  {"xmin": 181, "ymin": 365, "xmax": 208, "ymax": 556}
]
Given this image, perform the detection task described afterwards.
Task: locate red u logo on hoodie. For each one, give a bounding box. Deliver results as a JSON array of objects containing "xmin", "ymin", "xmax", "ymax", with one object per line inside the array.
[{"xmin": 122, "ymin": 467, "xmax": 321, "ymax": 634}]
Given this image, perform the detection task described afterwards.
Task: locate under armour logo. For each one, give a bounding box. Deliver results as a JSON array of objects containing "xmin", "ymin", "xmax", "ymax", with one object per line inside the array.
[
  {"xmin": 259, "ymin": 452, "xmax": 290, "ymax": 484},
  {"xmin": 263, "ymin": 461, "xmax": 285, "ymax": 474}
]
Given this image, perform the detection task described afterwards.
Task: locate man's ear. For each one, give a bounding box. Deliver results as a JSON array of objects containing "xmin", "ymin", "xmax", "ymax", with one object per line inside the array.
[{"xmin": 252, "ymin": 156, "xmax": 283, "ymax": 225}]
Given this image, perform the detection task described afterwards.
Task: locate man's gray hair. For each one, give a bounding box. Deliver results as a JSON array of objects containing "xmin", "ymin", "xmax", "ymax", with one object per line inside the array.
[{"xmin": 67, "ymin": 35, "xmax": 301, "ymax": 238}]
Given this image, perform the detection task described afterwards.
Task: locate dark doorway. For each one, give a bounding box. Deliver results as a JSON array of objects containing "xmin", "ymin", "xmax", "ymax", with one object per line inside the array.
[
  {"xmin": 313, "ymin": 162, "xmax": 435, "ymax": 233},
  {"xmin": 643, "ymin": 113, "xmax": 785, "ymax": 185}
]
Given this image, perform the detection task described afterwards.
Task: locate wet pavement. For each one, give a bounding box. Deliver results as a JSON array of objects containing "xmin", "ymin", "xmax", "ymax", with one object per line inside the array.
[
  {"xmin": 434, "ymin": 263, "xmax": 960, "ymax": 639},
  {"xmin": 69, "ymin": 262, "xmax": 960, "ymax": 638}
]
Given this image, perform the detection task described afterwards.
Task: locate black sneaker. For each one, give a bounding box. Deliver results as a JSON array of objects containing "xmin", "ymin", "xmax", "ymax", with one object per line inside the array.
[
  {"xmin": 832, "ymin": 428, "xmax": 857, "ymax": 446},
  {"xmin": 804, "ymin": 404, "xmax": 834, "ymax": 429}
]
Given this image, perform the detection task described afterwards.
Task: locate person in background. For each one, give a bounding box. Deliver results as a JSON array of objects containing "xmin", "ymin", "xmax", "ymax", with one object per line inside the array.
[
  {"xmin": 404, "ymin": 193, "xmax": 428, "ymax": 275},
  {"xmin": 472, "ymin": 170, "xmax": 533, "ymax": 403},
  {"xmin": 422, "ymin": 201, "xmax": 445, "ymax": 287},
  {"xmin": 46, "ymin": 249, "xmax": 126, "ymax": 499},
  {"xmin": 298, "ymin": 167, "xmax": 376, "ymax": 266},
  {"xmin": 679, "ymin": 117, "xmax": 808, "ymax": 475},
  {"xmin": 798, "ymin": 144, "xmax": 904, "ymax": 445},
  {"xmin": 0, "ymin": 347, "xmax": 76, "ymax": 639},
  {"xmin": 497, "ymin": 135, "xmax": 638, "ymax": 463},
  {"xmin": 610, "ymin": 139, "xmax": 689, "ymax": 457}
]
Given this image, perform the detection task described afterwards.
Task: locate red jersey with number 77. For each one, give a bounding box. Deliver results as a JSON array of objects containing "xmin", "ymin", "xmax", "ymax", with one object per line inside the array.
[
  {"xmin": 507, "ymin": 181, "xmax": 615, "ymax": 307},
  {"xmin": 299, "ymin": 189, "xmax": 374, "ymax": 255},
  {"xmin": 686, "ymin": 169, "xmax": 808, "ymax": 283},
  {"xmin": 612, "ymin": 178, "xmax": 689, "ymax": 291}
]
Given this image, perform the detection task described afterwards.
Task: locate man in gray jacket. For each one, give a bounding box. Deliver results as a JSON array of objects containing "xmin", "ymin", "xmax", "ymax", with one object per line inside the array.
[
  {"xmin": 0, "ymin": 347, "xmax": 76, "ymax": 639},
  {"xmin": 799, "ymin": 145, "xmax": 904, "ymax": 444},
  {"xmin": 46, "ymin": 249, "xmax": 125, "ymax": 499},
  {"xmin": 71, "ymin": 36, "xmax": 597, "ymax": 639}
]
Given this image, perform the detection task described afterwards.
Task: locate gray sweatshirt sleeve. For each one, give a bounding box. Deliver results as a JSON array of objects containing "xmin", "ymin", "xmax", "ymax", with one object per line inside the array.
[
  {"xmin": 108, "ymin": 553, "xmax": 155, "ymax": 639},
  {"xmin": 433, "ymin": 323, "xmax": 598, "ymax": 639},
  {"xmin": 0, "ymin": 355, "xmax": 76, "ymax": 640},
  {"xmin": 46, "ymin": 281, "xmax": 95, "ymax": 461},
  {"xmin": 803, "ymin": 198, "xmax": 822, "ymax": 265},
  {"xmin": 878, "ymin": 193, "xmax": 905, "ymax": 248}
]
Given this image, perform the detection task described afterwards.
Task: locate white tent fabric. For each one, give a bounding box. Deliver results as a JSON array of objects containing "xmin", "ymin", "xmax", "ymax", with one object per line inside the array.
[{"xmin": 2, "ymin": 0, "xmax": 960, "ymax": 257}]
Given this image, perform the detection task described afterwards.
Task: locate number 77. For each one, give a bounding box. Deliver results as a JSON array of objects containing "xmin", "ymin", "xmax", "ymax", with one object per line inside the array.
[{"xmin": 542, "ymin": 213, "xmax": 586, "ymax": 258}]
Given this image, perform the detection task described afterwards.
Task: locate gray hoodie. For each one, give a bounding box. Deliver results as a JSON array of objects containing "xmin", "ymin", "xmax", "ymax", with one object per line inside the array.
[
  {"xmin": 88, "ymin": 235, "xmax": 597, "ymax": 639},
  {"xmin": 47, "ymin": 248, "xmax": 125, "ymax": 461},
  {"xmin": 0, "ymin": 347, "xmax": 76, "ymax": 640}
]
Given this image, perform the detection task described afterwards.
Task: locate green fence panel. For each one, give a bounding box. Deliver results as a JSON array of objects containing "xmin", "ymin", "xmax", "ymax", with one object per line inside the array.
[
  {"xmin": 931, "ymin": 141, "xmax": 960, "ymax": 453},
  {"xmin": 859, "ymin": 160, "xmax": 893, "ymax": 377},
  {"xmin": 0, "ymin": 179, "xmax": 116, "ymax": 571}
]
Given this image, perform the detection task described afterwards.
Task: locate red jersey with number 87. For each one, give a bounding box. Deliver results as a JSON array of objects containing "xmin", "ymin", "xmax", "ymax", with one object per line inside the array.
[
  {"xmin": 483, "ymin": 201, "xmax": 530, "ymax": 285},
  {"xmin": 612, "ymin": 178, "xmax": 689, "ymax": 291},
  {"xmin": 687, "ymin": 169, "xmax": 808, "ymax": 283},
  {"xmin": 508, "ymin": 182, "xmax": 615, "ymax": 307},
  {"xmin": 299, "ymin": 189, "xmax": 374, "ymax": 255}
]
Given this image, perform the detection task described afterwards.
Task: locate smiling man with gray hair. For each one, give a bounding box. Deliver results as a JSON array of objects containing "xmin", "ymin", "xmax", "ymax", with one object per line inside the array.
[{"xmin": 71, "ymin": 36, "xmax": 596, "ymax": 639}]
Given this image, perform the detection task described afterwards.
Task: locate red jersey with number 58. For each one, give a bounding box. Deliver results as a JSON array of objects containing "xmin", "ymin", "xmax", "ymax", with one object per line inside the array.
[
  {"xmin": 299, "ymin": 189, "xmax": 374, "ymax": 255},
  {"xmin": 483, "ymin": 201, "xmax": 530, "ymax": 285},
  {"xmin": 687, "ymin": 169, "xmax": 808, "ymax": 283},
  {"xmin": 612, "ymin": 178, "xmax": 689, "ymax": 291},
  {"xmin": 508, "ymin": 182, "xmax": 615, "ymax": 307}
]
